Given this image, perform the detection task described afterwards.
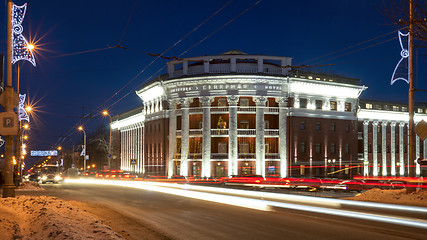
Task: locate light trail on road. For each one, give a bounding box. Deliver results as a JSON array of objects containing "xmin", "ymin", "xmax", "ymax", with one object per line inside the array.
[{"xmin": 64, "ymin": 178, "xmax": 427, "ymax": 229}]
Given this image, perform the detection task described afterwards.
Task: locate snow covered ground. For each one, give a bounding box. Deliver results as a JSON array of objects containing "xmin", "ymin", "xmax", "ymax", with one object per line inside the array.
[{"xmin": 1, "ymin": 182, "xmax": 426, "ymax": 239}]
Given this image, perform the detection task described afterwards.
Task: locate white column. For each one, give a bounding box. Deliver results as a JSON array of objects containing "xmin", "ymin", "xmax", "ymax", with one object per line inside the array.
[
  {"xmin": 254, "ymin": 96, "xmax": 267, "ymax": 176},
  {"xmin": 391, "ymin": 122, "xmax": 396, "ymax": 176},
  {"xmin": 180, "ymin": 98, "xmax": 191, "ymax": 176},
  {"xmin": 424, "ymin": 138, "xmax": 427, "ymax": 175},
  {"xmin": 381, "ymin": 122, "xmax": 387, "ymax": 176},
  {"xmin": 141, "ymin": 124, "xmax": 145, "ymax": 174},
  {"xmin": 228, "ymin": 95, "xmax": 239, "ymax": 176},
  {"xmin": 201, "ymin": 96, "xmax": 213, "ymax": 177},
  {"xmin": 372, "ymin": 121, "xmax": 378, "ymax": 176},
  {"xmin": 168, "ymin": 100, "xmax": 177, "ymax": 177},
  {"xmin": 363, "ymin": 121, "xmax": 369, "ymax": 176},
  {"xmin": 276, "ymin": 97, "xmax": 287, "ymax": 178},
  {"xmin": 416, "ymin": 135, "xmax": 420, "ymax": 176},
  {"xmin": 120, "ymin": 130, "xmax": 124, "ymax": 170},
  {"xmin": 167, "ymin": 62, "xmax": 174, "ymax": 78},
  {"xmin": 399, "ymin": 122, "xmax": 405, "ymax": 176}
]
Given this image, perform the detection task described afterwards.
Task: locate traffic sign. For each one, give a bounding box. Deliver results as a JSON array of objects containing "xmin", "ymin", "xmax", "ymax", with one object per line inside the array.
[
  {"xmin": 415, "ymin": 120, "xmax": 427, "ymax": 141},
  {"xmin": 0, "ymin": 112, "xmax": 18, "ymax": 135},
  {"xmin": 108, "ymin": 154, "xmax": 112, "ymax": 158},
  {"xmin": 130, "ymin": 159, "xmax": 137, "ymax": 165}
]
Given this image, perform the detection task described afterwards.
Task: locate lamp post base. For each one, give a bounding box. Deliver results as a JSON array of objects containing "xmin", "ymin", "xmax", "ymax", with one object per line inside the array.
[{"xmin": 2, "ymin": 184, "xmax": 16, "ymax": 198}]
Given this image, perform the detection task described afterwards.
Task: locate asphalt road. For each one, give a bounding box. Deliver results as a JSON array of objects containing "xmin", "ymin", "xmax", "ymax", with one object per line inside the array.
[{"xmin": 21, "ymin": 182, "xmax": 427, "ymax": 240}]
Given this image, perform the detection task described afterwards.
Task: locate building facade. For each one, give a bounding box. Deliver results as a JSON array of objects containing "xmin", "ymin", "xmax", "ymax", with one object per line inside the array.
[{"xmin": 111, "ymin": 51, "xmax": 424, "ymax": 178}]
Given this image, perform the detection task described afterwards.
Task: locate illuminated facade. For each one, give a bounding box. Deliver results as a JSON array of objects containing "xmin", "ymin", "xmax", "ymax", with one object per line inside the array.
[{"xmin": 112, "ymin": 51, "xmax": 423, "ymax": 178}]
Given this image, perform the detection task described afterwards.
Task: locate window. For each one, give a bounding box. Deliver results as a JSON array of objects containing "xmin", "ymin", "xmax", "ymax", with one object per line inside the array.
[
  {"xmin": 404, "ymin": 144, "xmax": 408, "ymax": 153},
  {"xmin": 331, "ymin": 143, "xmax": 336, "ymax": 154},
  {"xmin": 264, "ymin": 120, "xmax": 270, "ymax": 129},
  {"xmin": 300, "ymin": 142, "xmax": 306, "ymax": 153},
  {"xmin": 393, "ymin": 106, "xmax": 399, "ymax": 111},
  {"xmin": 239, "ymin": 120, "xmax": 249, "ymax": 129},
  {"xmin": 240, "ymin": 98, "xmax": 249, "ymax": 107},
  {"xmin": 330, "ymin": 101, "xmax": 337, "ymax": 111},
  {"xmin": 300, "ymin": 121, "xmax": 306, "ymax": 130},
  {"xmin": 199, "ymin": 121, "xmax": 203, "ymax": 129},
  {"xmin": 345, "ymin": 102, "xmax": 352, "ymax": 112},
  {"xmin": 315, "ymin": 100, "xmax": 323, "ymax": 110},
  {"xmin": 377, "ymin": 144, "xmax": 381, "ymax": 153},
  {"xmin": 315, "ymin": 143, "xmax": 321, "ymax": 154},
  {"xmin": 239, "ymin": 143, "xmax": 250, "ymax": 153},
  {"xmin": 345, "ymin": 123, "xmax": 350, "ymax": 133},
  {"xmin": 368, "ymin": 144, "xmax": 372, "ymax": 153},
  {"xmin": 418, "ymin": 108, "xmax": 424, "ymax": 113},
  {"xmin": 265, "ymin": 143, "xmax": 270, "ymax": 153},
  {"xmin": 386, "ymin": 145, "xmax": 390, "ymax": 153},
  {"xmin": 300, "ymin": 98, "xmax": 307, "ymax": 108},
  {"xmin": 366, "ymin": 103, "xmax": 373, "ymax": 109},
  {"xmin": 376, "ymin": 105, "xmax": 382, "ymax": 110},
  {"xmin": 218, "ymin": 98, "xmax": 227, "ymax": 107},
  {"xmin": 218, "ymin": 142, "xmax": 228, "ymax": 153},
  {"xmin": 402, "ymin": 106, "xmax": 408, "ymax": 112},
  {"xmin": 331, "ymin": 122, "xmax": 336, "ymax": 132},
  {"xmin": 344, "ymin": 144, "xmax": 349, "ymax": 154},
  {"xmin": 315, "ymin": 121, "xmax": 321, "ymax": 131}
]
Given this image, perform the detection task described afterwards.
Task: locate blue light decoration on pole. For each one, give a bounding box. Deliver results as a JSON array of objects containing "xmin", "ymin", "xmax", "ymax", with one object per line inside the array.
[
  {"xmin": 11, "ymin": 3, "xmax": 36, "ymax": 66},
  {"xmin": 390, "ymin": 31, "xmax": 410, "ymax": 85},
  {"xmin": 18, "ymin": 94, "xmax": 29, "ymax": 122}
]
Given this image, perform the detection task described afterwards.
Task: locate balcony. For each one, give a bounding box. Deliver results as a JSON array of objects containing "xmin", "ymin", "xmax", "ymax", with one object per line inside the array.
[
  {"xmin": 189, "ymin": 129, "xmax": 203, "ymax": 136},
  {"xmin": 237, "ymin": 106, "xmax": 256, "ymax": 112},
  {"xmin": 237, "ymin": 129, "xmax": 256, "ymax": 136},
  {"xmin": 212, "ymin": 153, "xmax": 228, "ymax": 159},
  {"xmin": 211, "ymin": 107, "xmax": 229, "ymax": 112},
  {"xmin": 265, "ymin": 129, "xmax": 279, "ymax": 136},
  {"xmin": 211, "ymin": 129, "xmax": 229, "ymax": 136}
]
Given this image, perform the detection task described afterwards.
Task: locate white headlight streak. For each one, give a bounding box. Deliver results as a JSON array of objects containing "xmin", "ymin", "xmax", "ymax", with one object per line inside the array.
[{"xmin": 64, "ymin": 179, "xmax": 427, "ymax": 229}]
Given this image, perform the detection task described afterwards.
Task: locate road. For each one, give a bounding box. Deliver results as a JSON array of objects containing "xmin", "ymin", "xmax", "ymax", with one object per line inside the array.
[{"xmin": 21, "ymin": 181, "xmax": 427, "ymax": 240}]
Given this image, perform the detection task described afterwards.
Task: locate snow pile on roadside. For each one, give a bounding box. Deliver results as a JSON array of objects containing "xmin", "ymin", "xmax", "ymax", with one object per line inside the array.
[
  {"xmin": 0, "ymin": 196, "xmax": 124, "ymax": 239},
  {"xmin": 16, "ymin": 182, "xmax": 45, "ymax": 190},
  {"xmin": 349, "ymin": 188, "xmax": 427, "ymax": 207}
]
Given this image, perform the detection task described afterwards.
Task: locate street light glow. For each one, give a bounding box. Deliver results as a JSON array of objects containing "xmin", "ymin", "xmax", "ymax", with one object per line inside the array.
[
  {"xmin": 27, "ymin": 43, "xmax": 35, "ymax": 50},
  {"xmin": 57, "ymin": 146, "xmax": 62, "ymax": 150},
  {"xmin": 23, "ymin": 124, "xmax": 29, "ymax": 129},
  {"xmin": 25, "ymin": 106, "xmax": 32, "ymax": 112},
  {"xmin": 102, "ymin": 110, "xmax": 108, "ymax": 116},
  {"xmin": 78, "ymin": 126, "xmax": 83, "ymax": 131}
]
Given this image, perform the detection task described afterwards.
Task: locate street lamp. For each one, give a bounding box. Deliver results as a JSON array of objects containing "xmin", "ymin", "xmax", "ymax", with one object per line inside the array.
[
  {"xmin": 78, "ymin": 126, "xmax": 87, "ymax": 173},
  {"xmin": 103, "ymin": 110, "xmax": 112, "ymax": 170}
]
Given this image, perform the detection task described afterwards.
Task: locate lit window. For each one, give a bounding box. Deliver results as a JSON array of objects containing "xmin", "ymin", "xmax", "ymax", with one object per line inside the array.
[
  {"xmin": 330, "ymin": 101, "xmax": 337, "ymax": 111},
  {"xmin": 393, "ymin": 106, "xmax": 399, "ymax": 111},
  {"xmin": 345, "ymin": 102, "xmax": 352, "ymax": 112},
  {"xmin": 418, "ymin": 108, "xmax": 423, "ymax": 113},
  {"xmin": 218, "ymin": 142, "xmax": 227, "ymax": 153},
  {"xmin": 239, "ymin": 143, "xmax": 250, "ymax": 153},
  {"xmin": 366, "ymin": 103, "xmax": 373, "ymax": 109},
  {"xmin": 240, "ymin": 98, "xmax": 249, "ymax": 107},
  {"xmin": 218, "ymin": 98, "xmax": 227, "ymax": 107},
  {"xmin": 402, "ymin": 106, "xmax": 408, "ymax": 112},
  {"xmin": 239, "ymin": 120, "xmax": 249, "ymax": 129}
]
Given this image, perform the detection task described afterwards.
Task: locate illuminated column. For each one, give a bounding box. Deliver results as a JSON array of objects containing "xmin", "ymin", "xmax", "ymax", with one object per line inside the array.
[
  {"xmin": 120, "ymin": 130, "xmax": 124, "ymax": 170},
  {"xmin": 399, "ymin": 122, "xmax": 405, "ymax": 176},
  {"xmin": 416, "ymin": 135, "xmax": 420, "ymax": 177},
  {"xmin": 228, "ymin": 95, "xmax": 239, "ymax": 176},
  {"xmin": 276, "ymin": 97, "xmax": 287, "ymax": 178},
  {"xmin": 381, "ymin": 122, "xmax": 387, "ymax": 176},
  {"xmin": 168, "ymin": 100, "xmax": 177, "ymax": 177},
  {"xmin": 141, "ymin": 124, "xmax": 145, "ymax": 174},
  {"xmin": 372, "ymin": 121, "xmax": 378, "ymax": 176},
  {"xmin": 391, "ymin": 122, "xmax": 396, "ymax": 176},
  {"xmin": 363, "ymin": 120, "xmax": 369, "ymax": 176},
  {"xmin": 201, "ymin": 96, "xmax": 213, "ymax": 177},
  {"xmin": 254, "ymin": 96, "xmax": 267, "ymax": 177},
  {"xmin": 180, "ymin": 98, "xmax": 192, "ymax": 176},
  {"xmin": 424, "ymin": 138, "xmax": 427, "ymax": 175}
]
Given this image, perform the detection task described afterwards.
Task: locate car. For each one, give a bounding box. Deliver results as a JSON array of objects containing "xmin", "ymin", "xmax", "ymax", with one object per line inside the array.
[
  {"xmin": 333, "ymin": 180, "xmax": 367, "ymax": 192},
  {"xmin": 28, "ymin": 173, "xmax": 40, "ymax": 182}
]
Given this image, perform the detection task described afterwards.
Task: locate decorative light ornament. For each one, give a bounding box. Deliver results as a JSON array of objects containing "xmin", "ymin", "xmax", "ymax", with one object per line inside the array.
[
  {"xmin": 390, "ymin": 31, "xmax": 409, "ymax": 85},
  {"xmin": 0, "ymin": 137, "xmax": 4, "ymax": 148},
  {"xmin": 18, "ymin": 94, "xmax": 30, "ymax": 122},
  {"xmin": 11, "ymin": 3, "xmax": 36, "ymax": 66},
  {"xmin": 80, "ymin": 145, "xmax": 86, "ymax": 156}
]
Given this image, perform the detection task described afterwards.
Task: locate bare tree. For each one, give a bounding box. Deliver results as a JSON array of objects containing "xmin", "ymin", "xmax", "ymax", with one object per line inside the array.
[{"xmin": 385, "ymin": 0, "xmax": 427, "ymax": 45}]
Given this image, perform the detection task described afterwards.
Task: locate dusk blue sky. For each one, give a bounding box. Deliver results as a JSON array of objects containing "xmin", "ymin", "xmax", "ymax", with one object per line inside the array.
[{"xmin": 1, "ymin": 0, "xmax": 425, "ymax": 165}]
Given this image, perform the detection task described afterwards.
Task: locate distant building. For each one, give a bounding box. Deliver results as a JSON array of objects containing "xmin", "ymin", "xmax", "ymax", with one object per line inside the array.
[{"xmin": 111, "ymin": 51, "xmax": 424, "ymax": 178}]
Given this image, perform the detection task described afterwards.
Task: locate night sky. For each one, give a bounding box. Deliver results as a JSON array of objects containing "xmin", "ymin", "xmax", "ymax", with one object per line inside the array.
[{"xmin": 0, "ymin": 0, "xmax": 425, "ymax": 167}]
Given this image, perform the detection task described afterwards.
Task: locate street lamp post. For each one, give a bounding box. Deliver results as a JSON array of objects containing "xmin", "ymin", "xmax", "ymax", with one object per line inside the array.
[
  {"xmin": 103, "ymin": 111, "xmax": 112, "ymax": 170},
  {"xmin": 78, "ymin": 126, "xmax": 87, "ymax": 173}
]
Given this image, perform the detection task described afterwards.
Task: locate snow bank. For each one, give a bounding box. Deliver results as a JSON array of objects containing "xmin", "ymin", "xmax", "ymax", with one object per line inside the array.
[
  {"xmin": 0, "ymin": 196, "xmax": 124, "ymax": 239},
  {"xmin": 349, "ymin": 188, "xmax": 427, "ymax": 207}
]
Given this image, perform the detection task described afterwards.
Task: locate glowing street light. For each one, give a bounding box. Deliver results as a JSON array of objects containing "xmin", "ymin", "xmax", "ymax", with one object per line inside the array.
[
  {"xmin": 23, "ymin": 124, "xmax": 29, "ymax": 129},
  {"xmin": 27, "ymin": 43, "xmax": 35, "ymax": 50},
  {"xmin": 78, "ymin": 126, "xmax": 87, "ymax": 173},
  {"xmin": 57, "ymin": 146, "xmax": 62, "ymax": 151},
  {"xmin": 23, "ymin": 135, "xmax": 28, "ymax": 140},
  {"xmin": 103, "ymin": 110, "xmax": 112, "ymax": 170},
  {"xmin": 25, "ymin": 106, "xmax": 32, "ymax": 112}
]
